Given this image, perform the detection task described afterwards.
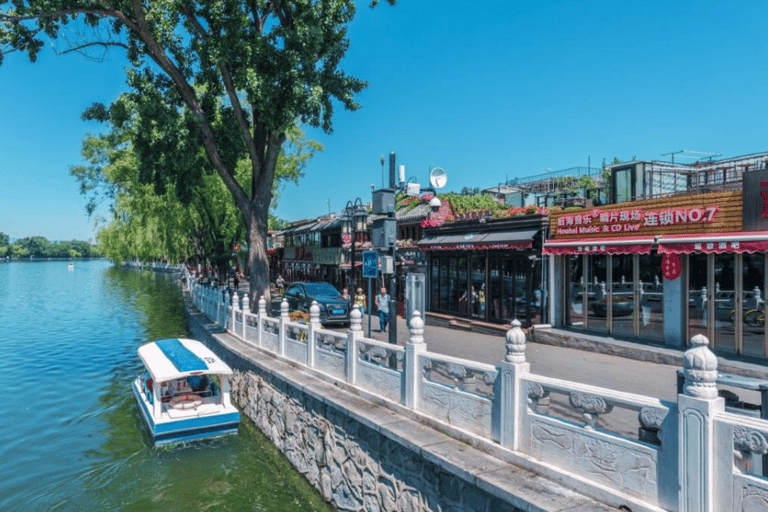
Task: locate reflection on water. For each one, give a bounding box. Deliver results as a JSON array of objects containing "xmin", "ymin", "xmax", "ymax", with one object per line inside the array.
[{"xmin": 0, "ymin": 260, "xmax": 332, "ymax": 512}]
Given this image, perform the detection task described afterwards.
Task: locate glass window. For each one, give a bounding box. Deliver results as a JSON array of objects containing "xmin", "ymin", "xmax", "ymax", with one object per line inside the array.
[
  {"xmin": 489, "ymin": 258, "xmax": 503, "ymax": 322},
  {"xmin": 513, "ymin": 259, "xmax": 530, "ymax": 324},
  {"xmin": 502, "ymin": 259, "xmax": 515, "ymax": 322},
  {"xmin": 448, "ymin": 258, "xmax": 458, "ymax": 313},
  {"xmin": 611, "ymin": 254, "xmax": 635, "ymax": 338},
  {"xmin": 531, "ymin": 258, "xmax": 543, "ymax": 325},
  {"xmin": 430, "ymin": 257, "xmax": 440, "ymax": 311},
  {"xmin": 470, "ymin": 254, "xmax": 486, "ymax": 320},
  {"xmin": 742, "ymin": 254, "xmax": 766, "ymax": 357},
  {"xmin": 587, "ymin": 255, "xmax": 609, "ymax": 333},
  {"xmin": 638, "ymin": 253, "xmax": 664, "ymax": 342},
  {"xmin": 566, "ymin": 255, "xmax": 584, "ymax": 328},
  {"xmin": 457, "ymin": 257, "xmax": 468, "ymax": 315},
  {"xmin": 614, "ymin": 168, "xmax": 633, "ymax": 203},
  {"xmin": 713, "ymin": 254, "xmax": 736, "ymax": 353},
  {"xmin": 688, "ymin": 253, "xmax": 709, "ymax": 341}
]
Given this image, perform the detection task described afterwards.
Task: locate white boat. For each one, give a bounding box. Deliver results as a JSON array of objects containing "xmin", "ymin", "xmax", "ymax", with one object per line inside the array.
[
  {"xmin": 68, "ymin": 262, "xmax": 74, "ymax": 270},
  {"xmin": 132, "ymin": 338, "xmax": 240, "ymax": 446}
]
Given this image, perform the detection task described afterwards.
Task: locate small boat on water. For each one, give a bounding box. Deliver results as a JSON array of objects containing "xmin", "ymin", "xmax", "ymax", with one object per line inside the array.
[
  {"xmin": 67, "ymin": 262, "xmax": 74, "ymax": 270},
  {"xmin": 132, "ymin": 338, "xmax": 240, "ymax": 446}
]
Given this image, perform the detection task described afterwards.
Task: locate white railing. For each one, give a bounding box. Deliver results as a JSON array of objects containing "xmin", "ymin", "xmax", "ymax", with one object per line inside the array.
[{"xmin": 186, "ymin": 271, "xmax": 768, "ymax": 512}]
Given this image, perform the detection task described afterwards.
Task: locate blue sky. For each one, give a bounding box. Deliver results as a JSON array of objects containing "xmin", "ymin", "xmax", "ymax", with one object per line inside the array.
[{"xmin": 2, "ymin": 1, "xmax": 768, "ymax": 241}]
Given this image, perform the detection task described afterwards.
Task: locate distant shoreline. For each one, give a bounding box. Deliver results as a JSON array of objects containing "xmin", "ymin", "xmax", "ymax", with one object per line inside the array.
[{"xmin": 0, "ymin": 257, "xmax": 107, "ymax": 263}]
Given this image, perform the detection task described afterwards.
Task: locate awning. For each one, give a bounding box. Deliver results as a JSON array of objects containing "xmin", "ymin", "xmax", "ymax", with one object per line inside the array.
[
  {"xmin": 658, "ymin": 232, "xmax": 768, "ymax": 254},
  {"xmin": 543, "ymin": 236, "xmax": 655, "ymax": 255},
  {"xmin": 418, "ymin": 229, "xmax": 538, "ymax": 251}
]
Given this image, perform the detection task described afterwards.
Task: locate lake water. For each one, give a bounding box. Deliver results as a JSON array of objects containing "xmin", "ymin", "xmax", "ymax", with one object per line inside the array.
[{"xmin": 0, "ymin": 260, "xmax": 333, "ymax": 512}]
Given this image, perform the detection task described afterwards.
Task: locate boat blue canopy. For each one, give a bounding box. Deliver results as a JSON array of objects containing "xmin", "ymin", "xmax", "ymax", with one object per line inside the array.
[{"xmin": 137, "ymin": 338, "xmax": 233, "ymax": 382}]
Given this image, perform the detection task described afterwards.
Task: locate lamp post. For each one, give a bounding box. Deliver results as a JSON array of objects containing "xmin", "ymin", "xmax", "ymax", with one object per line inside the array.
[
  {"xmin": 343, "ymin": 198, "xmax": 367, "ymax": 309},
  {"xmin": 373, "ymin": 153, "xmax": 445, "ymax": 347}
]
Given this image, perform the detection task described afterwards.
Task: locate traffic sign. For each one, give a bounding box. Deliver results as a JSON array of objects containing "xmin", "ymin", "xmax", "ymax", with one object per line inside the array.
[{"xmin": 362, "ymin": 250, "xmax": 379, "ymax": 278}]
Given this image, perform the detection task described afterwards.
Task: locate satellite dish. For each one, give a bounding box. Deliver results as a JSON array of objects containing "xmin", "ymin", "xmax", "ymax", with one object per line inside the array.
[{"xmin": 429, "ymin": 167, "xmax": 447, "ymax": 189}]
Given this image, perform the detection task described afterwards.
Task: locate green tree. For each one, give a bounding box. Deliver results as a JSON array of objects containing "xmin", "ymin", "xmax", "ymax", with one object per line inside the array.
[
  {"xmin": 0, "ymin": 232, "xmax": 9, "ymax": 246},
  {"xmin": 71, "ymin": 95, "xmax": 319, "ymax": 279},
  {"xmin": 2, "ymin": 0, "xmax": 393, "ymax": 303}
]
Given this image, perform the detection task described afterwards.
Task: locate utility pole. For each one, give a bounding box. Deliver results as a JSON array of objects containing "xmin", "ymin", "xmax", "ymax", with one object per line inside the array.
[{"xmin": 388, "ymin": 152, "xmax": 398, "ymax": 347}]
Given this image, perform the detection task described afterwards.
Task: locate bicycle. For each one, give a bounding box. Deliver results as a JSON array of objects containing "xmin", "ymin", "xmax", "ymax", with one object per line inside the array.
[{"xmin": 729, "ymin": 303, "xmax": 766, "ymax": 327}]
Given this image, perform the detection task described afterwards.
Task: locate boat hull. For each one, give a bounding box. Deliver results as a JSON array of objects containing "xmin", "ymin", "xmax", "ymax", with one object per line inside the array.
[{"xmin": 132, "ymin": 379, "xmax": 240, "ymax": 446}]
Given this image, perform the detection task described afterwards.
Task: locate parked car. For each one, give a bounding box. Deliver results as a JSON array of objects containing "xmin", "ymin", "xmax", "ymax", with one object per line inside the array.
[{"xmin": 272, "ymin": 282, "xmax": 351, "ymax": 326}]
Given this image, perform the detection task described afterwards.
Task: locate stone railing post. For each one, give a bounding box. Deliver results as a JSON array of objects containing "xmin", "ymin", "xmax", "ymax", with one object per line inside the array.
[
  {"xmin": 308, "ymin": 301, "xmax": 320, "ymax": 368},
  {"xmin": 223, "ymin": 290, "xmax": 230, "ymax": 328},
  {"xmin": 678, "ymin": 334, "xmax": 723, "ymax": 512},
  {"xmin": 241, "ymin": 294, "xmax": 250, "ymax": 339},
  {"xmin": 231, "ymin": 292, "xmax": 239, "ymax": 333},
  {"xmin": 257, "ymin": 296, "xmax": 267, "ymax": 347},
  {"xmin": 279, "ymin": 298, "xmax": 289, "ymax": 357},
  {"xmin": 496, "ymin": 319, "xmax": 530, "ymax": 450},
  {"xmin": 346, "ymin": 308, "xmax": 363, "ymax": 385},
  {"xmin": 405, "ymin": 311, "xmax": 427, "ymax": 409}
]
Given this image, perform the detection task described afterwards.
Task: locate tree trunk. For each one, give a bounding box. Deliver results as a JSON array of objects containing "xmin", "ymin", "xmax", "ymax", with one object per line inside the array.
[{"xmin": 247, "ymin": 207, "xmax": 271, "ymax": 308}]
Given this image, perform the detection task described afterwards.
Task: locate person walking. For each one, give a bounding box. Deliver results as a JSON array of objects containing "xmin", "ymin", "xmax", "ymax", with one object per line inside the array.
[
  {"xmin": 354, "ymin": 288, "xmax": 367, "ymax": 316},
  {"xmin": 375, "ymin": 287, "xmax": 390, "ymax": 332}
]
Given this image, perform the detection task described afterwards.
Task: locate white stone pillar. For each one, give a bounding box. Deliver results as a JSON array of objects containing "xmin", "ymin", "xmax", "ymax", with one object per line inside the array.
[
  {"xmin": 497, "ymin": 319, "xmax": 530, "ymax": 450},
  {"xmin": 279, "ymin": 298, "xmax": 289, "ymax": 357},
  {"xmin": 241, "ymin": 294, "xmax": 250, "ymax": 339},
  {"xmin": 678, "ymin": 334, "xmax": 724, "ymax": 512},
  {"xmin": 405, "ymin": 311, "xmax": 427, "ymax": 409},
  {"xmin": 346, "ymin": 308, "xmax": 362, "ymax": 385},
  {"xmin": 258, "ymin": 296, "xmax": 267, "ymax": 348},
  {"xmin": 308, "ymin": 301, "xmax": 320, "ymax": 368},
  {"xmin": 231, "ymin": 292, "xmax": 238, "ymax": 333}
]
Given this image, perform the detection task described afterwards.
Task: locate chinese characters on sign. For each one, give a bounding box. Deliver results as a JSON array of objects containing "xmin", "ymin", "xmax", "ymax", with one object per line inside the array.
[
  {"xmin": 555, "ymin": 206, "xmax": 720, "ymax": 236},
  {"xmin": 661, "ymin": 253, "xmax": 682, "ymax": 280}
]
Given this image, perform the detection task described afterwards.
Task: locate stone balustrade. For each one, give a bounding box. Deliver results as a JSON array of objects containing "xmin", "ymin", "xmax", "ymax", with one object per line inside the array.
[{"xmin": 187, "ymin": 271, "xmax": 768, "ymax": 512}]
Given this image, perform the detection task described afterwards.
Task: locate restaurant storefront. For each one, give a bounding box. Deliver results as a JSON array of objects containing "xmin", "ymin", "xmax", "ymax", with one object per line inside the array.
[
  {"xmin": 544, "ymin": 174, "xmax": 768, "ymax": 357},
  {"xmin": 420, "ymin": 216, "xmax": 548, "ymax": 327}
]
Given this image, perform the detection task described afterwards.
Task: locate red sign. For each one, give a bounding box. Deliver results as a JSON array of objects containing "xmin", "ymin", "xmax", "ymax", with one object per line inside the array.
[{"xmin": 662, "ymin": 253, "xmax": 682, "ymax": 280}]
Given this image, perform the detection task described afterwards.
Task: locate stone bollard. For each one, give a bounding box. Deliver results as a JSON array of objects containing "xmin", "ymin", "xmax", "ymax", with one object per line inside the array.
[
  {"xmin": 497, "ymin": 319, "xmax": 530, "ymax": 450},
  {"xmin": 404, "ymin": 311, "xmax": 426, "ymax": 409},
  {"xmin": 346, "ymin": 307, "xmax": 363, "ymax": 385},
  {"xmin": 258, "ymin": 296, "xmax": 267, "ymax": 347},
  {"xmin": 241, "ymin": 293, "xmax": 250, "ymax": 339},
  {"xmin": 279, "ymin": 298, "xmax": 289, "ymax": 356},
  {"xmin": 308, "ymin": 301, "xmax": 321, "ymax": 367},
  {"xmin": 679, "ymin": 333, "xmax": 723, "ymax": 512}
]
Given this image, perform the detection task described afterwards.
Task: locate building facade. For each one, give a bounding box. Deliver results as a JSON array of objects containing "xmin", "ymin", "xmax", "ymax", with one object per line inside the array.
[
  {"xmin": 420, "ymin": 215, "xmax": 549, "ymax": 327},
  {"xmin": 544, "ymin": 153, "xmax": 768, "ymax": 358}
]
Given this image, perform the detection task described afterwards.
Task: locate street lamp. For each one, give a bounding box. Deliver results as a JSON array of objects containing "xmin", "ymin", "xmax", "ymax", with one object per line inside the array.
[
  {"xmin": 343, "ymin": 197, "xmax": 368, "ymax": 304},
  {"xmin": 372, "ymin": 154, "xmax": 446, "ymax": 347}
]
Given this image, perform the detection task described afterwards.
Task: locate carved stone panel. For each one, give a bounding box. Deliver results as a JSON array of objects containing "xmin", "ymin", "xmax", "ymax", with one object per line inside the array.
[
  {"xmin": 357, "ymin": 362, "xmax": 401, "ymax": 403},
  {"xmin": 530, "ymin": 418, "xmax": 659, "ymax": 503},
  {"xmin": 315, "ymin": 348, "xmax": 345, "ymax": 380},
  {"xmin": 420, "ymin": 381, "xmax": 492, "ymax": 437}
]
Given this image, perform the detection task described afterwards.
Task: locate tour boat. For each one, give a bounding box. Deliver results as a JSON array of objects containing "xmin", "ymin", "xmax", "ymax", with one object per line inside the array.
[
  {"xmin": 67, "ymin": 262, "xmax": 74, "ymax": 270},
  {"xmin": 132, "ymin": 338, "xmax": 240, "ymax": 446}
]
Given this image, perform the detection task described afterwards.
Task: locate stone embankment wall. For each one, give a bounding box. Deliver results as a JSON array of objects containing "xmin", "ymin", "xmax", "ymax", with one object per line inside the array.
[
  {"xmin": 230, "ymin": 370, "xmax": 520, "ymax": 512},
  {"xmin": 183, "ymin": 294, "xmax": 605, "ymax": 512}
]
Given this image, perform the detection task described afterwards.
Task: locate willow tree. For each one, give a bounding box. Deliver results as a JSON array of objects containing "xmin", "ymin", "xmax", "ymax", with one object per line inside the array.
[{"xmin": 1, "ymin": 0, "xmax": 393, "ymax": 302}]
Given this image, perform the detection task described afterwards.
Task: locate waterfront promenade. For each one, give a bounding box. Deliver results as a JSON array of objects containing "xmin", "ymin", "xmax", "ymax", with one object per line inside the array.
[
  {"xmin": 251, "ymin": 284, "xmax": 768, "ymax": 415},
  {"xmin": 198, "ymin": 279, "xmax": 768, "ymax": 512}
]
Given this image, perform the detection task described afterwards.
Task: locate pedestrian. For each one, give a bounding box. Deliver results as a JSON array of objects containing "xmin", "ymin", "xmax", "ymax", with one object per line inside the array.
[
  {"xmin": 233, "ymin": 273, "xmax": 239, "ymax": 291},
  {"xmin": 341, "ymin": 288, "xmax": 350, "ymax": 301},
  {"xmin": 354, "ymin": 287, "xmax": 366, "ymax": 316},
  {"xmin": 375, "ymin": 287, "xmax": 390, "ymax": 332},
  {"xmin": 276, "ymin": 275, "xmax": 285, "ymax": 294}
]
